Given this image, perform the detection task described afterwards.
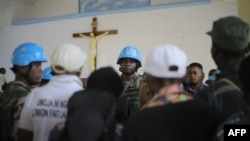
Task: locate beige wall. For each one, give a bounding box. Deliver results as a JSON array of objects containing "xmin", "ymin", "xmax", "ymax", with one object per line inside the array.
[
  {"xmin": 0, "ymin": 0, "xmax": 238, "ymax": 81},
  {"xmin": 1, "ymin": 0, "xmax": 79, "ymax": 22},
  {"xmin": 238, "ymin": 0, "xmax": 250, "ymax": 24}
]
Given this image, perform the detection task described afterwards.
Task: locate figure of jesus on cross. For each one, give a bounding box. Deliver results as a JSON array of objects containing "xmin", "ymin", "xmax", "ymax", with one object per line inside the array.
[{"xmin": 73, "ymin": 17, "xmax": 118, "ymax": 72}]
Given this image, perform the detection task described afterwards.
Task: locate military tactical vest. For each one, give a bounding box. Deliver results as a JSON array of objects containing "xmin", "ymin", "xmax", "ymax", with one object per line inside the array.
[{"xmin": 117, "ymin": 74, "xmax": 143, "ymax": 123}]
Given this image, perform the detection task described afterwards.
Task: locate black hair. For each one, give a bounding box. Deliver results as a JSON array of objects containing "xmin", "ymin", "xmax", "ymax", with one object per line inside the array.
[
  {"xmin": 87, "ymin": 66, "xmax": 123, "ymax": 99},
  {"xmin": 10, "ymin": 65, "xmax": 18, "ymax": 73},
  {"xmin": 188, "ymin": 62, "xmax": 203, "ymax": 70},
  {"xmin": 0, "ymin": 67, "xmax": 6, "ymax": 74},
  {"xmin": 208, "ymin": 69, "xmax": 216, "ymax": 75}
]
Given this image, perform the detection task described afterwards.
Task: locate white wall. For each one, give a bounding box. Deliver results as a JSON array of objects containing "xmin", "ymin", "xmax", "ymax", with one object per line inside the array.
[{"xmin": 0, "ymin": 0, "xmax": 238, "ymax": 82}]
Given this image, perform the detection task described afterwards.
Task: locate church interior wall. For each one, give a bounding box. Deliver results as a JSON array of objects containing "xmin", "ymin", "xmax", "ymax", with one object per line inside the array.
[{"xmin": 0, "ymin": 0, "xmax": 239, "ymax": 81}]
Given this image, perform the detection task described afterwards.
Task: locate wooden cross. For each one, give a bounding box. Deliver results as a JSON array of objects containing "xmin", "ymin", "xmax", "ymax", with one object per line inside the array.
[{"xmin": 73, "ymin": 17, "xmax": 118, "ymax": 72}]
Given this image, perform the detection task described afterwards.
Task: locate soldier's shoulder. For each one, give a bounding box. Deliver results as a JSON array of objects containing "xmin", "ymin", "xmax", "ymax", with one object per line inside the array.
[
  {"xmin": 4, "ymin": 81, "xmax": 30, "ymax": 96},
  {"xmin": 136, "ymin": 74, "xmax": 143, "ymax": 80},
  {"xmin": 196, "ymin": 78, "xmax": 241, "ymax": 99},
  {"xmin": 135, "ymin": 74, "xmax": 143, "ymax": 86}
]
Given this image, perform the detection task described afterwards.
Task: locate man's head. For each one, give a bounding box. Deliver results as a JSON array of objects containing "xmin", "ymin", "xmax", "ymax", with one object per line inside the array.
[
  {"xmin": 207, "ymin": 16, "xmax": 250, "ymax": 71},
  {"xmin": 144, "ymin": 44, "xmax": 187, "ymax": 94},
  {"xmin": 11, "ymin": 42, "xmax": 47, "ymax": 85},
  {"xmin": 205, "ymin": 69, "xmax": 216, "ymax": 85},
  {"xmin": 207, "ymin": 16, "xmax": 249, "ymax": 52},
  {"xmin": 87, "ymin": 66, "xmax": 123, "ymax": 99},
  {"xmin": 117, "ymin": 46, "xmax": 142, "ymax": 74},
  {"xmin": 51, "ymin": 43, "xmax": 87, "ymax": 76},
  {"xmin": 0, "ymin": 67, "xmax": 6, "ymax": 74},
  {"xmin": 187, "ymin": 62, "xmax": 204, "ymax": 85}
]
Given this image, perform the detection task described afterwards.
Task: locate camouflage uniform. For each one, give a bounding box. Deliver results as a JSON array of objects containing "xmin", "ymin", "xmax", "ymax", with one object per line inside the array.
[
  {"xmin": 1, "ymin": 81, "xmax": 30, "ymax": 141},
  {"xmin": 117, "ymin": 74, "xmax": 143, "ymax": 123},
  {"xmin": 1, "ymin": 42, "xmax": 47, "ymax": 141}
]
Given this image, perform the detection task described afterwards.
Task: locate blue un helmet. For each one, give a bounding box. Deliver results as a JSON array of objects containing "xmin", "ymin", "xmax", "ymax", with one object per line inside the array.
[
  {"xmin": 11, "ymin": 42, "xmax": 47, "ymax": 66},
  {"xmin": 42, "ymin": 67, "xmax": 53, "ymax": 80},
  {"xmin": 117, "ymin": 46, "xmax": 142, "ymax": 67}
]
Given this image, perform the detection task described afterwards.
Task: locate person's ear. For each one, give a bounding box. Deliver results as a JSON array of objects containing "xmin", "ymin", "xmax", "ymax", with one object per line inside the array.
[{"xmin": 201, "ymin": 72, "xmax": 205, "ymax": 80}]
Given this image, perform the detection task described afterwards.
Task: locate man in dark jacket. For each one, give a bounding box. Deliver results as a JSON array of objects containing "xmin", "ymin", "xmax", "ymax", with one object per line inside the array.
[{"xmin": 195, "ymin": 16, "xmax": 250, "ymax": 121}]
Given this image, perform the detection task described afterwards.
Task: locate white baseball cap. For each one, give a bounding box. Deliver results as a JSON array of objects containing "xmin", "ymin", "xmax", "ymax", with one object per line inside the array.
[
  {"xmin": 144, "ymin": 44, "xmax": 187, "ymax": 78},
  {"xmin": 51, "ymin": 43, "xmax": 87, "ymax": 74}
]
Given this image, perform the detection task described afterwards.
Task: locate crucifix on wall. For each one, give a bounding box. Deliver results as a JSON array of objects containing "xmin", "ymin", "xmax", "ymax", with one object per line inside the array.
[{"xmin": 73, "ymin": 17, "xmax": 118, "ymax": 72}]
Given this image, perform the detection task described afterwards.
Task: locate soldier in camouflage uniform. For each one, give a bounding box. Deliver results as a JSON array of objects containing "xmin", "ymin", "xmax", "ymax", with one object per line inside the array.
[
  {"xmin": 195, "ymin": 16, "xmax": 250, "ymax": 121},
  {"xmin": 116, "ymin": 46, "xmax": 143, "ymax": 123},
  {"xmin": 0, "ymin": 42, "xmax": 47, "ymax": 141}
]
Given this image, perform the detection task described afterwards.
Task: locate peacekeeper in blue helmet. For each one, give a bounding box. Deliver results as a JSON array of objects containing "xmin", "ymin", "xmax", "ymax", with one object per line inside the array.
[
  {"xmin": 40, "ymin": 67, "xmax": 53, "ymax": 86},
  {"xmin": 116, "ymin": 46, "xmax": 143, "ymax": 123},
  {"xmin": 1, "ymin": 42, "xmax": 47, "ymax": 141}
]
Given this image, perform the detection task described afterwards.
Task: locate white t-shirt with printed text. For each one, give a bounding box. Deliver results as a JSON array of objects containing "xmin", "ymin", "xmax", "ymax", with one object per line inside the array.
[{"xmin": 19, "ymin": 74, "xmax": 83, "ymax": 141}]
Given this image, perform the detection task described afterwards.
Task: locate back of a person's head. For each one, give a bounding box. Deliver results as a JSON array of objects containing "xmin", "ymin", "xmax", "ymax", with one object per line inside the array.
[
  {"xmin": 71, "ymin": 89, "xmax": 116, "ymax": 113},
  {"xmin": 144, "ymin": 44, "xmax": 187, "ymax": 79},
  {"xmin": 65, "ymin": 89, "xmax": 117, "ymax": 141},
  {"xmin": 87, "ymin": 66, "xmax": 123, "ymax": 99},
  {"xmin": 51, "ymin": 43, "xmax": 87, "ymax": 74},
  {"xmin": 207, "ymin": 16, "xmax": 250, "ymax": 52}
]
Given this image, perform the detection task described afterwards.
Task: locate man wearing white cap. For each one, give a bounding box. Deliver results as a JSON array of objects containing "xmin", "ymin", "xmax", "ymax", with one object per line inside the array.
[
  {"xmin": 122, "ymin": 44, "xmax": 222, "ymax": 141},
  {"xmin": 18, "ymin": 44, "xmax": 87, "ymax": 141}
]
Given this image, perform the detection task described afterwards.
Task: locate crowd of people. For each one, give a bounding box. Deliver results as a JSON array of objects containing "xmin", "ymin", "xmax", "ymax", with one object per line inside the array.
[{"xmin": 0, "ymin": 15, "xmax": 250, "ymax": 141}]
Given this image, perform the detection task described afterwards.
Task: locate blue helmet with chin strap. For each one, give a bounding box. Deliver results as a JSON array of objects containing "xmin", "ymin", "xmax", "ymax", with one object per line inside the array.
[
  {"xmin": 42, "ymin": 67, "xmax": 53, "ymax": 80},
  {"xmin": 117, "ymin": 46, "xmax": 142, "ymax": 67},
  {"xmin": 11, "ymin": 42, "xmax": 47, "ymax": 66}
]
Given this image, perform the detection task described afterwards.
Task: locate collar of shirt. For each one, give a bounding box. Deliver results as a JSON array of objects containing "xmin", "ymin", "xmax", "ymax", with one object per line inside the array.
[
  {"xmin": 121, "ymin": 73, "xmax": 138, "ymax": 82},
  {"xmin": 143, "ymin": 84, "xmax": 191, "ymax": 109},
  {"xmin": 216, "ymin": 69, "xmax": 239, "ymax": 84},
  {"xmin": 184, "ymin": 83, "xmax": 207, "ymax": 96},
  {"xmin": 50, "ymin": 74, "xmax": 83, "ymax": 87}
]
